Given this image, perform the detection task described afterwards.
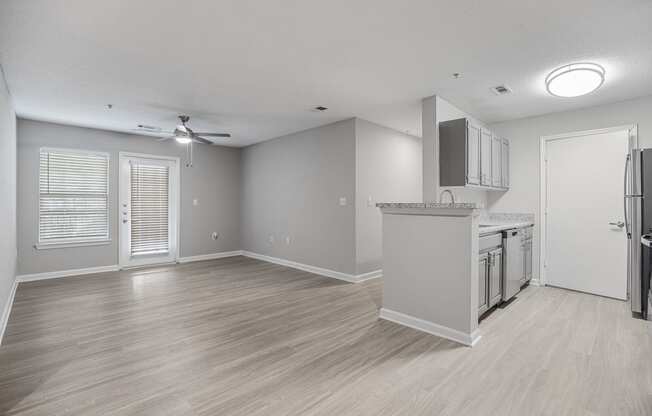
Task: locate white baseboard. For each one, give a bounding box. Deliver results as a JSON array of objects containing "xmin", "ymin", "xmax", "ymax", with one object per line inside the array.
[
  {"xmin": 355, "ymin": 269, "xmax": 383, "ymax": 282},
  {"xmin": 15, "ymin": 251, "xmax": 246, "ymax": 282},
  {"xmin": 14, "ymin": 251, "xmax": 380, "ymax": 285},
  {"xmin": 0, "ymin": 278, "xmax": 19, "ymax": 345},
  {"xmin": 241, "ymin": 251, "xmax": 382, "ymax": 283},
  {"xmin": 17, "ymin": 265, "xmax": 121, "ymax": 283},
  {"xmin": 178, "ymin": 250, "xmax": 244, "ymax": 263},
  {"xmin": 379, "ymin": 307, "xmax": 481, "ymax": 347}
]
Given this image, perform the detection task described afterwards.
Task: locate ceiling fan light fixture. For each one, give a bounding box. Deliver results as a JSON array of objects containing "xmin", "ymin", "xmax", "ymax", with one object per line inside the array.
[
  {"xmin": 175, "ymin": 136, "xmax": 192, "ymax": 144},
  {"xmin": 545, "ymin": 62, "xmax": 605, "ymax": 98}
]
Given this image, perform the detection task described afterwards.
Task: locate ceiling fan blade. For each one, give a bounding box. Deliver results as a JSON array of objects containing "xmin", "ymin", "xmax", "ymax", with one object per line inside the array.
[
  {"xmin": 192, "ymin": 136, "xmax": 213, "ymax": 145},
  {"xmin": 194, "ymin": 132, "xmax": 231, "ymax": 138},
  {"xmin": 132, "ymin": 127, "xmax": 174, "ymax": 135}
]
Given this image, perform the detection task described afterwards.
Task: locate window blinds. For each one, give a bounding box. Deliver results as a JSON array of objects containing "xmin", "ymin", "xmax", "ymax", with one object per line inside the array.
[
  {"xmin": 39, "ymin": 149, "xmax": 110, "ymax": 244},
  {"xmin": 130, "ymin": 163, "xmax": 170, "ymax": 256}
]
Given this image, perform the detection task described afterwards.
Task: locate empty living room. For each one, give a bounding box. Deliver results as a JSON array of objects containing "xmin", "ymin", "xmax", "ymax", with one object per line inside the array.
[{"xmin": 2, "ymin": 1, "xmax": 652, "ymax": 415}]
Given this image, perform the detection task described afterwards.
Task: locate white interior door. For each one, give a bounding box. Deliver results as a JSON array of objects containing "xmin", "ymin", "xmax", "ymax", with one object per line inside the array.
[
  {"xmin": 544, "ymin": 129, "xmax": 629, "ymax": 299},
  {"xmin": 119, "ymin": 154, "xmax": 179, "ymax": 268}
]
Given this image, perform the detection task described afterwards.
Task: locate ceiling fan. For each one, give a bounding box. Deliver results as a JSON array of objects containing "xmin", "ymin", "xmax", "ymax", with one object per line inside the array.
[
  {"xmin": 135, "ymin": 115, "xmax": 231, "ymax": 167},
  {"xmin": 153, "ymin": 115, "xmax": 231, "ymax": 145}
]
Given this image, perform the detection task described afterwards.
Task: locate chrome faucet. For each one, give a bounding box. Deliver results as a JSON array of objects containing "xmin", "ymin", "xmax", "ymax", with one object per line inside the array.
[{"xmin": 439, "ymin": 189, "xmax": 456, "ymax": 205}]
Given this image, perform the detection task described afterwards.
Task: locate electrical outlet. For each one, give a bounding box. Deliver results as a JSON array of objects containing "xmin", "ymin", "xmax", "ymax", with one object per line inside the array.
[
  {"xmin": 211, "ymin": 232, "xmax": 219, "ymax": 240},
  {"xmin": 193, "ymin": 198, "xmax": 199, "ymax": 206},
  {"xmin": 268, "ymin": 235, "xmax": 275, "ymax": 244},
  {"xmin": 367, "ymin": 196, "xmax": 373, "ymax": 207},
  {"xmin": 285, "ymin": 236, "xmax": 291, "ymax": 245},
  {"xmin": 339, "ymin": 197, "xmax": 347, "ymax": 206}
]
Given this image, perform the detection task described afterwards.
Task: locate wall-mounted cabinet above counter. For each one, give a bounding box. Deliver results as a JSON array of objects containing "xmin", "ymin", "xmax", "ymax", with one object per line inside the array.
[{"xmin": 439, "ymin": 118, "xmax": 509, "ymax": 190}]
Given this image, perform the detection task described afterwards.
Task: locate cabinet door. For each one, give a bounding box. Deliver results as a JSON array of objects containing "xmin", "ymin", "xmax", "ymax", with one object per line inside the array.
[
  {"xmin": 501, "ymin": 139, "xmax": 510, "ymax": 188},
  {"xmin": 480, "ymin": 129, "xmax": 492, "ymax": 186},
  {"xmin": 489, "ymin": 248, "xmax": 503, "ymax": 307},
  {"xmin": 524, "ymin": 240, "xmax": 533, "ymax": 282},
  {"xmin": 491, "ymin": 135, "xmax": 502, "ymax": 187},
  {"xmin": 466, "ymin": 122, "xmax": 481, "ymax": 185},
  {"xmin": 478, "ymin": 253, "xmax": 489, "ymax": 315},
  {"xmin": 519, "ymin": 239, "xmax": 527, "ymax": 285}
]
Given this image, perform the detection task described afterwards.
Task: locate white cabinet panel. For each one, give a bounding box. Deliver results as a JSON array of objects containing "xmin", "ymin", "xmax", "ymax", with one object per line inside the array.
[
  {"xmin": 489, "ymin": 248, "xmax": 503, "ymax": 307},
  {"xmin": 480, "ymin": 129, "xmax": 492, "ymax": 186},
  {"xmin": 466, "ymin": 122, "xmax": 481, "ymax": 185},
  {"xmin": 478, "ymin": 253, "xmax": 489, "ymax": 315},
  {"xmin": 491, "ymin": 135, "xmax": 502, "ymax": 187},
  {"xmin": 501, "ymin": 139, "xmax": 510, "ymax": 188}
]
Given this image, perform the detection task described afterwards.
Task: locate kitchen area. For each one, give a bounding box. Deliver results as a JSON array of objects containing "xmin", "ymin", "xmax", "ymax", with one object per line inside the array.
[
  {"xmin": 376, "ymin": 93, "xmax": 648, "ymax": 347},
  {"xmin": 376, "ymin": 95, "xmax": 536, "ymax": 346}
]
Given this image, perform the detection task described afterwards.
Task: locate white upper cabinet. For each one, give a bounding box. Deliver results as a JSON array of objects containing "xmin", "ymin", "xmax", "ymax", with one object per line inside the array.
[
  {"xmin": 466, "ymin": 122, "xmax": 481, "ymax": 185},
  {"xmin": 501, "ymin": 138, "xmax": 510, "ymax": 188},
  {"xmin": 491, "ymin": 135, "xmax": 502, "ymax": 187},
  {"xmin": 438, "ymin": 117, "xmax": 510, "ymax": 191},
  {"xmin": 480, "ymin": 129, "xmax": 492, "ymax": 186}
]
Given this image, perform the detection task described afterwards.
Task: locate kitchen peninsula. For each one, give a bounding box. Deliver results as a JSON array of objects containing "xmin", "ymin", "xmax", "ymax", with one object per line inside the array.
[{"xmin": 376, "ymin": 202, "xmax": 534, "ymax": 347}]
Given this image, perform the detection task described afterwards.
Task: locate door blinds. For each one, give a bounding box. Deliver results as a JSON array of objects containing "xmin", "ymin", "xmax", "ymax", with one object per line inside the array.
[{"xmin": 130, "ymin": 162, "xmax": 170, "ymax": 256}]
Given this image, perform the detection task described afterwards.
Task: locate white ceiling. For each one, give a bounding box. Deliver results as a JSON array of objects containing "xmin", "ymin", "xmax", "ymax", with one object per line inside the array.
[{"xmin": 1, "ymin": 0, "xmax": 651, "ymax": 146}]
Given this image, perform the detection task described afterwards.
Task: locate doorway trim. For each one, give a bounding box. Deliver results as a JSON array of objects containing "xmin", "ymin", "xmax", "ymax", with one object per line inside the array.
[
  {"xmin": 118, "ymin": 152, "xmax": 181, "ymax": 269},
  {"xmin": 539, "ymin": 125, "xmax": 638, "ymax": 287}
]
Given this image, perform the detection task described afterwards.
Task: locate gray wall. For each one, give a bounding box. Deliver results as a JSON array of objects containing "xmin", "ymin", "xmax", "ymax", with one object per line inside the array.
[
  {"xmin": 240, "ymin": 119, "xmax": 357, "ymax": 274},
  {"xmin": 488, "ymin": 94, "xmax": 652, "ymax": 282},
  {"xmin": 17, "ymin": 119, "xmax": 241, "ymax": 275},
  {"xmin": 355, "ymin": 119, "xmax": 421, "ymax": 274},
  {"xmin": 0, "ymin": 68, "xmax": 17, "ymax": 328}
]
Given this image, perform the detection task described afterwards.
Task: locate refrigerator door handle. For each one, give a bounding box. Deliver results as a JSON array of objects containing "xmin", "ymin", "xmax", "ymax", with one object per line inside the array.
[{"xmin": 625, "ymin": 153, "xmax": 631, "ymax": 238}]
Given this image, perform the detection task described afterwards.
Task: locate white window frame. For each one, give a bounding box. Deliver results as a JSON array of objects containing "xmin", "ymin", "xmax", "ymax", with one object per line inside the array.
[{"xmin": 36, "ymin": 147, "xmax": 111, "ymax": 249}]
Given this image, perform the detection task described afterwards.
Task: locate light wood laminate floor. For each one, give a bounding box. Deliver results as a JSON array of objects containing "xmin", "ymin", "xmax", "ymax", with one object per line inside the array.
[{"xmin": 2, "ymin": 256, "xmax": 652, "ymax": 415}]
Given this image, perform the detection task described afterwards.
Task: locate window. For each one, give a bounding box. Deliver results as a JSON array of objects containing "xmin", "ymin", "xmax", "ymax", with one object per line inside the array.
[{"xmin": 38, "ymin": 148, "xmax": 110, "ymax": 247}]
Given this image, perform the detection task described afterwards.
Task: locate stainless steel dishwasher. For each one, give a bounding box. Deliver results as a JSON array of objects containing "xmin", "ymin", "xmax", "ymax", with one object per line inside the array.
[{"xmin": 502, "ymin": 229, "xmax": 523, "ymax": 302}]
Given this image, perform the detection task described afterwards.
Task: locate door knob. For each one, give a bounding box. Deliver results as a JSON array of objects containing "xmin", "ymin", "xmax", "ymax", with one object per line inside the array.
[{"xmin": 609, "ymin": 221, "xmax": 625, "ymax": 228}]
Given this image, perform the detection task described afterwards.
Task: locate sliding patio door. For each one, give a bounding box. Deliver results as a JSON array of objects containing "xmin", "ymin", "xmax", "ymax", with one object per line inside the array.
[{"xmin": 119, "ymin": 153, "xmax": 179, "ymax": 268}]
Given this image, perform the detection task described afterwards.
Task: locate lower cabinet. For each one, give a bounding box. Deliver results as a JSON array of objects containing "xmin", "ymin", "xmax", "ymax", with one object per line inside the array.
[
  {"xmin": 523, "ymin": 239, "xmax": 532, "ymax": 283},
  {"xmin": 488, "ymin": 248, "xmax": 503, "ymax": 307},
  {"xmin": 478, "ymin": 253, "xmax": 489, "ymax": 315},
  {"xmin": 479, "ymin": 247, "xmax": 503, "ymax": 317},
  {"xmin": 520, "ymin": 226, "xmax": 533, "ymax": 285},
  {"xmin": 478, "ymin": 253, "xmax": 489, "ymax": 316}
]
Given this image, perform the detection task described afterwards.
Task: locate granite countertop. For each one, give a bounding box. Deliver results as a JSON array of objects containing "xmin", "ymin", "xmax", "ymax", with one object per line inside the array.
[
  {"xmin": 376, "ymin": 202, "xmax": 478, "ymax": 209},
  {"xmin": 478, "ymin": 213, "xmax": 535, "ymax": 236},
  {"xmin": 375, "ymin": 205, "xmax": 534, "ymax": 229},
  {"xmin": 478, "ymin": 222, "xmax": 533, "ymax": 236}
]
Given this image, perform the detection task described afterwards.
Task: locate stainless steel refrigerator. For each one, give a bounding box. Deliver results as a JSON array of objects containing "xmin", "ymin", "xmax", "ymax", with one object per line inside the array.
[{"xmin": 625, "ymin": 148, "xmax": 652, "ymax": 319}]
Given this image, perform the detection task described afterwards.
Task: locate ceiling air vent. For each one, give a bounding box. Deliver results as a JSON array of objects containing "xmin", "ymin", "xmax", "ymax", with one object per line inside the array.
[{"xmin": 491, "ymin": 85, "xmax": 512, "ymax": 95}]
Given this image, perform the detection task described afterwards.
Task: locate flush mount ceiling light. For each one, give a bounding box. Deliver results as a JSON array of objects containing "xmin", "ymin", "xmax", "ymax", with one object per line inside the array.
[{"xmin": 545, "ymin": 63, "xmax": 605, "ymax": 98}]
